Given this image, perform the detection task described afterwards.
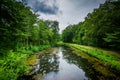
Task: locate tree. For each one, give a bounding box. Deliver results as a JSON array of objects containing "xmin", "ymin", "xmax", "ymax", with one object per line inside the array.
[{"xmin": 62, "ymin": 0, "xmax": 120, "ymax": 50}]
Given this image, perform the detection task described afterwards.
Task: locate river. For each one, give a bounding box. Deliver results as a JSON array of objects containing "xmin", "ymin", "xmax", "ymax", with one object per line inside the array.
[{"xmin": 30, "ymin": 47, "xmax": 120, "ymax": 80}]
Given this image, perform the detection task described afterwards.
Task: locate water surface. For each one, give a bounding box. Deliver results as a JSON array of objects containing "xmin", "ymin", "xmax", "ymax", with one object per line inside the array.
[{"xmin": 35, "ymin": 47, "xmax": 120, "ymax": 80}]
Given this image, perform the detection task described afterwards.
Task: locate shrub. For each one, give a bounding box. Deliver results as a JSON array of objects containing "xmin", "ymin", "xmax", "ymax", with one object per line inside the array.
[{"xmin": 0, "ymin": 50, "xmax": 29, "ymax": 80}]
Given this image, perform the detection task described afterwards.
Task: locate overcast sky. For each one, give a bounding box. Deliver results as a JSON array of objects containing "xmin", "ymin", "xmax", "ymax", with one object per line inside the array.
[{"xmin": 25, "ymin": 0, "xmax": 106, "ymax": 33}]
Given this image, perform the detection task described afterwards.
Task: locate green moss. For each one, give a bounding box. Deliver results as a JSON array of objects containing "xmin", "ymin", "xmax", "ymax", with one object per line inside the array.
[{"xmin": 27, "ymin": 55, "xmax": 37, "ymax": 66}]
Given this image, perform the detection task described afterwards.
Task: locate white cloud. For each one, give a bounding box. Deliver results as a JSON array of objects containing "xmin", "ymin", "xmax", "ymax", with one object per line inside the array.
[{"xmin": 30, "ymin": 0, "xmax": 106, "ymax": 33}]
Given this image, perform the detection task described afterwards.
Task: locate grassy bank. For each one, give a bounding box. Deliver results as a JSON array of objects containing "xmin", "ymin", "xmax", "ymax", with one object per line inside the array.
[
  {"xmin": 61, "ymin": 43, "xmax": 120, "ymax": 71},
  {"xmin": 0, "ymin": 45, "xmax": 50, "ymax": 80}
]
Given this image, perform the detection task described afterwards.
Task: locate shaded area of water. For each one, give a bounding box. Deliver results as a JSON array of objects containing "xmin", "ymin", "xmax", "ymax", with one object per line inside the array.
[{"xmin": 33, "ymin": 47, "xmax": 120, "ymax": 80}]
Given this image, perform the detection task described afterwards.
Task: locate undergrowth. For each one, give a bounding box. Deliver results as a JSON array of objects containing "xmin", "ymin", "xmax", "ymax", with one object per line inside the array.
[{"xmin": 0, "ymin": 45, "xmax": 50, "ymax": 80}]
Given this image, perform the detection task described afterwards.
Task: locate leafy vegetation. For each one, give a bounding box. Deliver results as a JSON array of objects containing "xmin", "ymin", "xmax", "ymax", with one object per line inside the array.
[
  {"xmin": 0, "ymin": 51, "xmax": 28, "ymax": 80},
  {"xmin": 0, "ymin": 45, "xmax": 51, "ymax": 80},
  {"xmin": 1, "ymin": 0, "xmax": 120, "ymax": 79},
  {"xmin": 62, "ymin": 0, "xmax": 120, "ymax": 50},
  {"xmin": 0, "ymin": 0, "xmax": 60, "ymax": 79}
]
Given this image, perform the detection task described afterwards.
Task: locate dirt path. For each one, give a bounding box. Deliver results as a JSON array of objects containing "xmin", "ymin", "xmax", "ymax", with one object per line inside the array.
[{"xmin": 72, "ymin": 44, "xmax": 120, "ymax": 57}]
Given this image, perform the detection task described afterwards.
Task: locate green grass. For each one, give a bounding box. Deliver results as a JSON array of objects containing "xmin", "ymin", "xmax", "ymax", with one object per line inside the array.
[
  {"xmin": 62, "ymin": 43, "xmax": 120, "ymax": 71},
  {"xmin": 0, "ymin": 51, "xmax": 28, "ymax": 80},
  {"xmin": 0, "ymin": 45, "xmax": 51, "ymax": 80}
]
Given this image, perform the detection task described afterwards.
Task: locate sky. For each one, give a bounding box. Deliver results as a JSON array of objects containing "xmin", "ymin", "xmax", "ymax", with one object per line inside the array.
[{"xmin": 24, "ymin": 0, "xmax": 106, "ymax": 33}]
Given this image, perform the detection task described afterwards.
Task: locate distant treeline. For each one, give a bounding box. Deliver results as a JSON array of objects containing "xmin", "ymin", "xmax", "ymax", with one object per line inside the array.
[{"xmin": 62, "ymin": 0, "xmax": 120, "ymax": 50}]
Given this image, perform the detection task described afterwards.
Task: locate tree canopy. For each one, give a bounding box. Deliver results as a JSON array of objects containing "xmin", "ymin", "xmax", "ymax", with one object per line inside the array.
[
  {"xmin": 0, "ymin": 0, "xmax": 60, "ymax": 55},
  {"xmin": 62, "ymin": 0, "xmax": 120, "ymax": 50}
]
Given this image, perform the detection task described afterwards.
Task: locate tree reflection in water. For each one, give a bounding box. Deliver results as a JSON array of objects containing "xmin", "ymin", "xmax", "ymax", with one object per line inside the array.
[
  {"xmin": 36, "ymin": 47, "xmax": 120, "ymax": 80},
  {"xmin": 39, "ymin": 53, "xmax": 59, "ymax": 74}
]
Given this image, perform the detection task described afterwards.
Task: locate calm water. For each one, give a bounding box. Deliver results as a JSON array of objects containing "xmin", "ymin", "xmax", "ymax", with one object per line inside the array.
[{"xmin": 34, "ymin": 47, "xmax": 120, "ymax": 80}]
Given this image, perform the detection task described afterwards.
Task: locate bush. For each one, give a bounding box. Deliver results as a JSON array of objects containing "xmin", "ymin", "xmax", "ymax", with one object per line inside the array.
[
  {"xmin": 31, "ymin": 46, "xmax": 40, "ymax": 52},
  {"xmin": 0, "ymin": 45, "xmax": 51, "ymax": 80},
  {"xmin": 0, "ymin": 50, "xmax": 29, "ymax": 80}
]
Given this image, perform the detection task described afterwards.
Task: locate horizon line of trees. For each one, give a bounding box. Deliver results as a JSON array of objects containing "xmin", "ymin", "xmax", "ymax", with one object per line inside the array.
[{"xmin": 62, "ymin": 0, "xmax": 120, "ymax": 50}]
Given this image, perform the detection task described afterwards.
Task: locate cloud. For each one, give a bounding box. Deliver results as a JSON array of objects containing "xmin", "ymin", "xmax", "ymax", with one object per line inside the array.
[
  {"xmin": 23, "ymin": 0, "xmax": 106, "ymax": 33},
  {"xmin": 27, "ymin": 0, "xmax": 60, "ymax": 14}
]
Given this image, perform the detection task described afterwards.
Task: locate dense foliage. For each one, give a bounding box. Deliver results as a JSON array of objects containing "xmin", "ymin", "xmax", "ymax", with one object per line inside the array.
[
  {"xmin": 62, "ymin": 0, "xmax": 120, "ymax": 50},
  {"xmin": 0, "ymin": 0, "xmax": 59, "ymax": 79}
]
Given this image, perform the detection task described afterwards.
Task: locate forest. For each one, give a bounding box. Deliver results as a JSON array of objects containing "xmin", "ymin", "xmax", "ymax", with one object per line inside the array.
[
  {"xmin": 0, "ymin": 0, "xmax": 60, "ymax": 79},
  {"xmin": 62, "ymin": 0, "xmax": 120, "ymax": 50},
  {"xmin": 0, "ymin": 0, "xmax": 120, "ymax": 80}
]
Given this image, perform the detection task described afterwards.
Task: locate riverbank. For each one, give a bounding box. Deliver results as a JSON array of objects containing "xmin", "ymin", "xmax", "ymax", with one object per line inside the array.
[
  {"xmin": 23, "ymin": 46, "xmax": 120, "ymax": 80},
  {"xmin": 0, "ymin": 45, "xmax": 51, "ymax": 80},
  {"xmin": 18, "ymin": 47, "xmax": 58, "ymax": 80},
  {"xmin": 60, "ymin": 43, "xmax": 120, "ymax": 72}
]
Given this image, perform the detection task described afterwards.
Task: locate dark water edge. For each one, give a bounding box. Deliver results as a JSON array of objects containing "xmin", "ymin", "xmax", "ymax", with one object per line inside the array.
[{"xmin": 18, "ymin": 47, "xmax": 120, "ymax": 80}]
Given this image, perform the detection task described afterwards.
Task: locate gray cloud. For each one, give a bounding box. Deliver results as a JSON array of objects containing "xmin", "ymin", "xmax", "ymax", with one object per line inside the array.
[
  {"xmin": 70, "ymin": 0, "xmax": 106, "ymax": 10},
  {"xmin": 26, "ymin": 0, "xmax": 59, "ymax": 14},
  {"xmin": 24, "ymin": 0, "xmax": 106, "ymax": 33}
]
